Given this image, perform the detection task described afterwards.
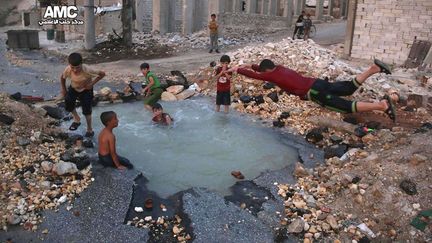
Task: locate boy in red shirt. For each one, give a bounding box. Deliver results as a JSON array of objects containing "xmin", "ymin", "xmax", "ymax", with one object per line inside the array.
[{"xmin": 213, "ymin": 55, "xmax": 232, "ymax": 113}]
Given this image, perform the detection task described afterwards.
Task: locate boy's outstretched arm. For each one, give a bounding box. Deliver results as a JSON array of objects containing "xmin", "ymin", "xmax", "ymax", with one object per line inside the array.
[
  {"xmin": 239, "ymin": 64, "xmax": 253, "ymax": 69},
  {"xmin": 235, "ymin": 66, "xmax": 270, "ymax": 82},
  {"xmin": 108, "ymin": 135, "xmax": 126, "ymax": 170},
  {"xmin": 226, "ymin": 66, "xmax": 239, "ymax": 73}
]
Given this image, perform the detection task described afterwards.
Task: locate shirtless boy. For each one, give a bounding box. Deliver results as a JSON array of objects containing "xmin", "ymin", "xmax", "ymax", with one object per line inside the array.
[
  {"xmin": 98, "ymin": 111, "xmax": 133, "ymax": 170},
  {"xmin": 61, "ymin": 53, "xmax": 105, "ymax": 137}
]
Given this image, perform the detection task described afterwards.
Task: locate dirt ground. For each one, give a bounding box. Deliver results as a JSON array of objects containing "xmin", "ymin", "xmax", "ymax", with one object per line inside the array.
[{"xmin": 83, "ymin": 39, "xmax": 176, "ymax": 64}]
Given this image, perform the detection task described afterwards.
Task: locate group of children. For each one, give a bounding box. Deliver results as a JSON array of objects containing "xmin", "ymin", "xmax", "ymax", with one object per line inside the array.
[
  {"xmin": 61, "ymin": 12, "xmax": 396, "ymax": 171},
  {"xmin": 61, "ymin": 53, "xmax": 173, "ymax": 170}
]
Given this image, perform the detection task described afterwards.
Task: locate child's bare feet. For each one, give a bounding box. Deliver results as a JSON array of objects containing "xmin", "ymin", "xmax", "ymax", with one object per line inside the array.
[
  {"xmin": 370, "ymin": 64, "xmax": 381, "ymax": 74},
  {"xmin": 374, "ymin": 59, "xmax": 392, "ymax": 74}
]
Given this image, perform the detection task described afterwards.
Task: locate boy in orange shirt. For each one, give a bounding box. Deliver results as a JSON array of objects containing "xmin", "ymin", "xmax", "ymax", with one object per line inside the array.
[{"xmin": 208, "ymin": 14, "xmax": 220, "ymax": 53}]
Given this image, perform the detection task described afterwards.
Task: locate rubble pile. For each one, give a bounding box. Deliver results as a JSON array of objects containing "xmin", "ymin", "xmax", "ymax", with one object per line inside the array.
[
  {"xmin": 153, "ymin": 28, "xmax": 266, "ymax": 50},
  {"xmin": 191, "ymin": 38, "xmax": 432, "ymax": 241},
  {"xmin": 276, "ymin": 125, "xmax": 432, "ymax": 242},
  {"xmin": 193, "ymin": 38, "xmax": 432, "ymax": 134},
  {"xmin": 127, "ymin": 214, "xmax": 191, "ymax": 242},
  {"xmin": 5, "ymin": 51, "xmax": 33, "ymax": 67},
  {"xmin": 92, "ymin": 81, "xmax": 198, "ymax": 104},
  {"xmin": 94, "ymin": 28, "xmax": 267, "ymax": 53},
  {"xmin": 0, "ymin": 93, "xmax": 93, "ymax": 231}
]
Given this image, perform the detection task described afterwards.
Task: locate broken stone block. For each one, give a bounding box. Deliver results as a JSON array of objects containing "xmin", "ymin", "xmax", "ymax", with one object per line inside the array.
[
  {"xmin": 407, "ymin": 94, "xmax": 424, "ymax": 108},
  {"xmin": 0, "ymin": 113, "xmax": 15, "ymax": 125},
  {"xmin": 161, "ymin": 91, "xmax": 177, "ymax": 101},
  {"xmin": 166, "ymin": 85, "xmax": 184, "ymax": 95},
  {"xmin": 176, "ymin": 89, "xmax": 195, "ymax": 100}
]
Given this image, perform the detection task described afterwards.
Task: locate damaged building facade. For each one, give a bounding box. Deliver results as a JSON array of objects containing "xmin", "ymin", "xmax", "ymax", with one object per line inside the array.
[
  {"xmin": 143, "ymin": 0, "xmax": 344, "ymax": 35},
  {"xmin": 58, "ymin": 0, "xmax": 344, "ymax": 35},
  {"xmin": 345, "ymin": 0, "xmax": 432, "ymax": 66}
]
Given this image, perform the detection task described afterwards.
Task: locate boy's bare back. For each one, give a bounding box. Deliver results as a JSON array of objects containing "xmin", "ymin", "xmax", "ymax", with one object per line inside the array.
[{"xmin": 98, "ymin": 128, "xmax": 114, "ymax": 156}]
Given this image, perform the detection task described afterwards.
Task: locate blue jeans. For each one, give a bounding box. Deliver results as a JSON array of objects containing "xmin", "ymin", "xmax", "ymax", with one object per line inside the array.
[{"xmin": 210, "ymin": 33, "xmax": 218, "ymax": 51}]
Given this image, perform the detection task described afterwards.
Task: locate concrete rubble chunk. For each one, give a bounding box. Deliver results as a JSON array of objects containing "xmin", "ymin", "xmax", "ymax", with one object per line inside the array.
[
  {"xmin": 53, "ymin": 161, "xmax": 79, "ymax": 175},
  {"xmin": 175, "ymin": 89, "xmax": 195, "ymax": 100},
  {"xmin": 161, "ymin": 91, "xmax": 177, "ymax": 101},
  {"xmin": 287, "ymin": 218, "xmax": 305, "ymax": 233},
  {"xmin": 166, "ymin": 85, "xmax": 184, "ymax": 95}
]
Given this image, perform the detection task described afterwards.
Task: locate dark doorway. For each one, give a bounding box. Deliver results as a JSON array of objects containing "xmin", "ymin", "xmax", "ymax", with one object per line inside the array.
[{"xmin": 23, "ymin": 13, "xmax": 30, "ymax": 26}]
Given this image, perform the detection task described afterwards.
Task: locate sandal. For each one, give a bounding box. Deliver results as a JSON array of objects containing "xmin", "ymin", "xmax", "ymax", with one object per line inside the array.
[
  {"xmin": 84, "ymin": 131, "xmax": 95, "ymax": 138},
  {"xmin": 231, "ymin": 171, "xmax": 245, "ymax": 180},
  {"xmin": 383, "ymin": 95, "xmax": 396, "ymax": 122},
  {"xmin": 69, "ymin": 122, "xmax": 81, "ymax": 131},
  {"xmin": 374, "ymin": 59, "xmax": 392, "ymax": 75}
]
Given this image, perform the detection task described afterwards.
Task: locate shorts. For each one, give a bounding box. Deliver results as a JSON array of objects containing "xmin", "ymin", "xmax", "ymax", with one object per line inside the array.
[
  {"xmin": 65, "ymin": 86, "xmax": 94, "ymax": 115},
  {"xmin": 144, "ymin": 87, "xmax": 163, "ymax": 106},
  {"xmin": 216, "ymin": 91, "xmax": 231, "ymax": 106},
  {"xmin": 307, "ymin": 78, "xmax": 361, "ymax": 113},
  {"xmin": 98, "ymin": 154, "xmax": 133, "ymax": 169}
]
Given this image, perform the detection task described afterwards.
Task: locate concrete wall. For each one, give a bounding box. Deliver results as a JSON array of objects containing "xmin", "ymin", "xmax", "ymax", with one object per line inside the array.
[
  {"xmin": 136, "ymin": 0, "xmax": 152, "ymax": 32},
  {"xmin": 71, "ymin": 0, "xmax": 121, "ymax": 7},
  {"xmin": 350, "ymin": 0, "xmax": 432, "ymax": 65},
  {"xmin": 22, "ymin": 9, "xmax": 41, "ymax": 29},
  {"xmin": 64, "ymin": 10, "xmax": 122, "ymax": 36},
  {"xmin": 219, "ymin": 12, "xmax": 290, "ymax": 31},
  {"xmin": 95, "ymin": 9, "xmax": 122, "ymax": 35},
  {"xmin": 183, "ymin": 0, "xmax": 210, "ymax": 34},
  {"xmin": 174, "ymin": 0, "xmax": 183, "ymax": 32},
  {"xmin": 73, "ymin": 0, "xmax": 293, "ymax": 35}
]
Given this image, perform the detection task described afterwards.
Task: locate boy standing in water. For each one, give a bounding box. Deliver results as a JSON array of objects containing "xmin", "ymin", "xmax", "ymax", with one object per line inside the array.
[
  {"xmin": 140, "ymin": 63, "xmax": 163, "ymax": 111},
  {"xmin": 208, "ymin": 14, "xmax": 220, "ymax": 53},
  {"xmin": 214, "ymin": 55, "xmax": 233, "ymax": 113},
  {"xmin": 61, "ymin": 52, "xmax": 105, "ymax": 137},
  {"xmin": 98, "ymin": 111, "xmax": 133, "ymax": 170},
  {"xmin": 152, "ymin": 103, "xmax": 173, "ymax": 126}
]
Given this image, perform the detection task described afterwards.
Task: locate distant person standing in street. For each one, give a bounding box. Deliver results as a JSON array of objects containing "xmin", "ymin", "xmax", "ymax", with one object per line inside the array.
[
  {"xmin": 208, "ymin": 14, "xmax": 220, "ymax": 53},
  {"xmin": 293, "ymin": 10, "xmax": 305, "ymax": 39},
  {"xmin": 303, "ymin": 13, "xmax": 313, "ymax": 40}
]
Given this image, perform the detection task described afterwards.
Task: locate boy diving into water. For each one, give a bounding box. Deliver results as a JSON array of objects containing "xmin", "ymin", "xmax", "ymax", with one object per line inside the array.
[{"xmin": 228, "ymin": 59, "xmax": 396, "ymax": 121}]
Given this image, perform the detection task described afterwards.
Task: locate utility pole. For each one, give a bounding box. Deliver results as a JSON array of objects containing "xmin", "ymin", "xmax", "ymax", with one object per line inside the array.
[
  {"xmin": 344, "ymin": 0, "xmax": 357, "ymax": 58},
  {"xmin": 84, "ymin": 0, "xmax": 95, "ymax": 50},
  {"xmin": 122, "ymin": 0, "xmax": 133, "ymax": 47}
]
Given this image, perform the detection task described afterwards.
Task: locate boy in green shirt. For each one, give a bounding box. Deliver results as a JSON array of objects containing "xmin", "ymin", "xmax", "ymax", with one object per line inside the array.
[{"xmin": 140, "ymin": 63, "xmax": 163, "ymax": 111}]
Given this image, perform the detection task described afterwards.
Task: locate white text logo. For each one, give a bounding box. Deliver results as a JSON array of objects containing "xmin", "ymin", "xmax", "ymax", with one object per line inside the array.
[{"xmin": 39, "ymin": 6, "xmax": 83, "ymax": 26}]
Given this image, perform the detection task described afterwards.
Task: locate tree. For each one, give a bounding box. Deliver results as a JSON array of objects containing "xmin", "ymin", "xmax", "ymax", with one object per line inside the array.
[{"xmin": 121, "ymin": 0, "xmax": 133, "ymax": 47}]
